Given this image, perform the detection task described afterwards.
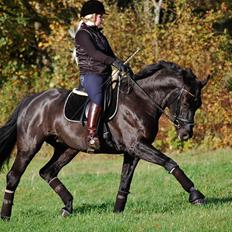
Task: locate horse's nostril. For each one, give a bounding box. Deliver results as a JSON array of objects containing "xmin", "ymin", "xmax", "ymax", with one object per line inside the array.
[
  {"xmin": 182, "ymin": 134, "xmax": 190, "ymax": 141},
  {"xmin": 178, "ymin": 131, "xmax": 190, "ymax": 141}
]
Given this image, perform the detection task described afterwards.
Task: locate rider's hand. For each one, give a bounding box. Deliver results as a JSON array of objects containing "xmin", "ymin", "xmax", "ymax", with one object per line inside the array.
[{"xmin": 112, "ymin": 58, "xmax": 132, "ymax": 75}]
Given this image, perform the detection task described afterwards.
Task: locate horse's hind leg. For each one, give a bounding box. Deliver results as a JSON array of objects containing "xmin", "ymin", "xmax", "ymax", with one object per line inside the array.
[
  {"xmin": 114, "ymin": 153, "xmax": 140, "ymax": 213},
  {"xmin": 39, "ymin": 144, "xmax": 78, "ymax": 217},
  {"xmin": 1, "ymin": 145, "xmax": 42, "ymax": 220}
]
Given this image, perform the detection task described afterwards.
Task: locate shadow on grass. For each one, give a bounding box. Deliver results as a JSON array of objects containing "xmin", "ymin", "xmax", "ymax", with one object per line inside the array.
[
  {"xmin": 206, "ymin": 197, "xmax": 232, "ymax": 206},
  {"xmin": 73, "ymin": 197, "xmax": 184, "ymax": 215},
  {"xmin": 72, "ymin": 196, "xmax": 232, "ymax": 215},
  {"xmin": 73, "ymin": 201, "xmax": 113, "ymax": 215}
]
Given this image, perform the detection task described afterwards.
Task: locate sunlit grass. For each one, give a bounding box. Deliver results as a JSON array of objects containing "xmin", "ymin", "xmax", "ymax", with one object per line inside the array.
[{"xmin": 0, "ymin": 148, "xmax": 232, "ymax": 231}]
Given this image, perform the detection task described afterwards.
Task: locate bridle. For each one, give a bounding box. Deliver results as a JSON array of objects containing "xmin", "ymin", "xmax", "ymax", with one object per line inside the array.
[
  {"xmin": 119, "ymin": 73, "xmax": 197, "ymax": 128},
  {"xmin": 170, "ymin": 88, "xmax": 196, "ymax": 128}
]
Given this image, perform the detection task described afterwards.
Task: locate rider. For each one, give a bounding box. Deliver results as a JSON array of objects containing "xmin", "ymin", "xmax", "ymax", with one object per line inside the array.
[{"xmin": 75, "ymin": 0, "xmax": 132, "ymax": 152}]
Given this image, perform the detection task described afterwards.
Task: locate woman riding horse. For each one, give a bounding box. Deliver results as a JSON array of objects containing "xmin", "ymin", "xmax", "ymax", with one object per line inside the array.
[{"xmin": 75, "ymin": 0, "xmax": 132, "ymax": 152}]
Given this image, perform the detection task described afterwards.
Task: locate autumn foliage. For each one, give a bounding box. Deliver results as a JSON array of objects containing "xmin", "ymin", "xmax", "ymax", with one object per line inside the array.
[{"xmin": 0, "ymin": 0, "xmax": 231, "ymax": 152}]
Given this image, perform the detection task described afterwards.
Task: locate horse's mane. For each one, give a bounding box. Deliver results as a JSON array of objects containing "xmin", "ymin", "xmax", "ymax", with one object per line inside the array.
[{"xmin": 134, "ymin": 61, "xmax": 196, "ymax": 82}]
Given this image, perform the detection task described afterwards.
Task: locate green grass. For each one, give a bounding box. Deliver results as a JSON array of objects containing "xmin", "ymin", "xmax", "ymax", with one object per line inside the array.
[{"xmin": 0, "ymin": 148, "xmax": 232, "ymax": 231}]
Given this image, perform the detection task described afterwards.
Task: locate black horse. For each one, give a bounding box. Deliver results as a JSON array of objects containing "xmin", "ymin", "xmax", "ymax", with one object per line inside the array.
[{"xmin": 0, "ymin": 61, "xmax": 209, "ymax": 220}]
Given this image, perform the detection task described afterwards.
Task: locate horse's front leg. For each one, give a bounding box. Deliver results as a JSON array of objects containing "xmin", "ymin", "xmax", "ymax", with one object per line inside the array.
[
  {"xmin": 133, "ymin": 139, "xmax": 205, "ymax": 204},
  {"xmin": 114, "ymin": 153, "xmax": 140, "ymax": 213}
]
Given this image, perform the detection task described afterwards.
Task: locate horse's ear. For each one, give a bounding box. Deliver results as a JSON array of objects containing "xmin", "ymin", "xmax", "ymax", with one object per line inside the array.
[{"xmin": 200, "ymin": 75, "xmax": 211, "ymax": 88}]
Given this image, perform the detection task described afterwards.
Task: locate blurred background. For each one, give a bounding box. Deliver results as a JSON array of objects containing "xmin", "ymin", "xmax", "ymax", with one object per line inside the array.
[{"xmin": 0, "ymin": 0, "xmax": 231, "ymax": 153}]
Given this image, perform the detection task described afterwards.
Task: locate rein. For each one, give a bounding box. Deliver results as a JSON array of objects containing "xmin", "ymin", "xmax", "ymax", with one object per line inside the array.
[{"xmin": 119, "ymin": 73, "xmax": 195, "ymax": 128}]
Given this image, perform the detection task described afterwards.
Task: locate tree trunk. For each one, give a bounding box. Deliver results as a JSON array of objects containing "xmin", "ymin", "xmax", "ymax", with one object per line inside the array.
[{"xmin": 152, "ymin": 0, "xmax": 163, "ymax": 24}]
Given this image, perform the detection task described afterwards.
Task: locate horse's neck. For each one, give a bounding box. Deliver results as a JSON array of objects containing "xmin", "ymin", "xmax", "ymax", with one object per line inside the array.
[{"xmin": 136, "ymin": 78, "xmax": 171, "ymax": 109}]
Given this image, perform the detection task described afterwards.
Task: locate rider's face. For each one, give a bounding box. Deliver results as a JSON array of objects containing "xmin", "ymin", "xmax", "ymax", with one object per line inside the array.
[{"xmin": 95, "ymin": 14, "xmax": 104, "ymax": 27}]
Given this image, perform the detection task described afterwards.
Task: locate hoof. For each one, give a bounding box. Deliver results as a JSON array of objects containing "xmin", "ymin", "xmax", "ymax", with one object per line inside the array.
[
  {"xmin": 189, "ymin": 190, "xmax": 206, "ymax": 205},
  {"xmin": 1, "ymin": 215, "xmax": 10, "ymax": 221},
  {"xmin": 191, "ymin": 198, "xmax": 206, "ymax": 205},
  {"xmin": 61, "ymin": 208, "xmax": 71, "ymax": 217}
]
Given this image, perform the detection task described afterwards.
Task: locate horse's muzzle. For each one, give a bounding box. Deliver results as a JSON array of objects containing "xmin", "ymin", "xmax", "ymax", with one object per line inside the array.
[{"xmin": 177, "ymin": 126, "xmax": 193, "ymax": 141}]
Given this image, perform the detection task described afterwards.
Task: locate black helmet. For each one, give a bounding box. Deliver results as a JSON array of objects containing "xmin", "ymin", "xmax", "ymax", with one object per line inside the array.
[{"xmin": 80, "ymin": 0, "xmax": 106, "ymax": 17}]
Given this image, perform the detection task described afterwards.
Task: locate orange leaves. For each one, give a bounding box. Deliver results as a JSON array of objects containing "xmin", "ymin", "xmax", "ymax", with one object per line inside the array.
[{"xmin": 0, "ymin": 0, "xmax": 231, "ymax": 151}]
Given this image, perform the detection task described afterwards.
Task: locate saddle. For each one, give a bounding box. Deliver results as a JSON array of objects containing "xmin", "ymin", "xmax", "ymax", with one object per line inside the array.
[{"xmin": 64, "ymin": 82, "xmax": 119, "ymax": 123}]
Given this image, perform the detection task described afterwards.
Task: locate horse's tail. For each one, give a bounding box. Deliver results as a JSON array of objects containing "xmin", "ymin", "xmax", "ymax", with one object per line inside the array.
[{"xmin": 0, "ymin": 97, "xmax": 30, "ymax": 171}]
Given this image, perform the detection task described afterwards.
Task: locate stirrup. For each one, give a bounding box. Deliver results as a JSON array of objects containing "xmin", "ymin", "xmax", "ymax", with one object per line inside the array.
[{"xmin": 87, "ymin": 136, "xmax": 100, "ymax": 153}]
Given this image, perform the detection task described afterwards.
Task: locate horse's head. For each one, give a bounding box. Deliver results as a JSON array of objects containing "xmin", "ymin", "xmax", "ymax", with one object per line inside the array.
[
  {"xmin": 167, "ymin": 72, "xmax": 210, "ymax": 141},
  {"xmin": 134, "ymin": 61, "xmax": 210, "ymax": 142}
]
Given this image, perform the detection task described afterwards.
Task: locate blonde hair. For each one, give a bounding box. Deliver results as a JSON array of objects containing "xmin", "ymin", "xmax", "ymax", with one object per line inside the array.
[
  {"xmin": 76, "ymin": 14, "xmax": 96, "ymax": 31},
  {"xmin": 83, "ymin": 14, "xmax": 96, "ymax": 25}
]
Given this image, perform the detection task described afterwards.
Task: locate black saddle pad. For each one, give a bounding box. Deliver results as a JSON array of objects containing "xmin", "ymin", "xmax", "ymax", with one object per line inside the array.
[
  {"xmin": 64, "ymin": 86, "xmax": 119, "ymax": 123},
  {"xmin": 64, "ymin": 91, "xmax": 89, "ymax": 123}
]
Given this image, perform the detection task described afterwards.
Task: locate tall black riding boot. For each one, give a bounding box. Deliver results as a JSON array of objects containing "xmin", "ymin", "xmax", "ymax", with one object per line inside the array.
[{"xmin": 87, "ymin": 102, "xmax": 102, "ymax": 152}]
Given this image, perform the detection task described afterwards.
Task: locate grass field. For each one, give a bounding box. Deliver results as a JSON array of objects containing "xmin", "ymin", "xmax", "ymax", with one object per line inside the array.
[{"xmin": 0, "ymin": 148, "xmax": 231, "ymax": 232}]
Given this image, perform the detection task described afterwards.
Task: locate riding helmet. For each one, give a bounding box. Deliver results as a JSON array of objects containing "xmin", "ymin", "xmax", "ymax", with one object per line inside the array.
[{"xmin": 80, "ymin": 0, "xmax": 106, "ymax": 17}]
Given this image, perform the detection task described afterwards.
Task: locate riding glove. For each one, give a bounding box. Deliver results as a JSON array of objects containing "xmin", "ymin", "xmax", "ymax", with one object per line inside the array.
[{"xmin": 112, "ymin": 58, "xmax": 132, "ymax": 74}]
